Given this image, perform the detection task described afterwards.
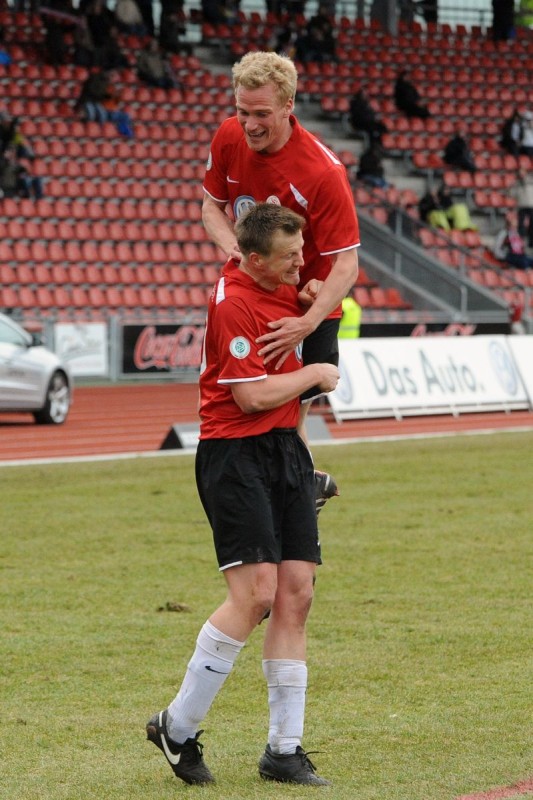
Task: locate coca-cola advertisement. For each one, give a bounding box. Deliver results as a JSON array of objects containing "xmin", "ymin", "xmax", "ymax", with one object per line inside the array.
[{"xmin": 122, "ymin": 324, "xmax": 205, "ymax": 374}]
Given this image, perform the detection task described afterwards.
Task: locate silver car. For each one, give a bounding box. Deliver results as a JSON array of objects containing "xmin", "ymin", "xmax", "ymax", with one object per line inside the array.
[{"xmin": 0, "ymin": 312, "xmax": 72, "ymax": 424}]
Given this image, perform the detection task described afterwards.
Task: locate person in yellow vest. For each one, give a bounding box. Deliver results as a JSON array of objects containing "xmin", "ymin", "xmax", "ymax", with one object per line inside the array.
[
  {"xmin": 517, "ymin": 0, "xmax": 533, "ymax": 26},
  {"xmin": 338, "ymin": 294, "xmax": 362, "ymax": 339}
]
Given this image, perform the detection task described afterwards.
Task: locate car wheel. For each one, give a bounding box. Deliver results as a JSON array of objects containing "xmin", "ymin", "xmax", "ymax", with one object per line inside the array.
[{"xmin": 34, "ymin": 370, "xmax": 71, "ymax": 425}]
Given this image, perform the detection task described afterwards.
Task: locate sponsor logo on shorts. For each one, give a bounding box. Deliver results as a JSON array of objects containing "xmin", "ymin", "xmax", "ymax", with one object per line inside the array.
[{"xmin": 230, "ymin": 336, "xmax": 251, "ymax": 359}]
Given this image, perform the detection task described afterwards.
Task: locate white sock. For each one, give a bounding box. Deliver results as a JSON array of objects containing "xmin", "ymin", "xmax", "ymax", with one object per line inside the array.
[
  {"xmin": 167, "ymin": 620, "xmax": 244, "ymax": 743},
  {"xmin": 263, "ymin": 659, "xmax": 307, "ymax": 755}
]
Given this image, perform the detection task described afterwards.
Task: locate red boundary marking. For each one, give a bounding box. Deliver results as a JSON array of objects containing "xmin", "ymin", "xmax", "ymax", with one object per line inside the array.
[{"xmin": 456, "ymin": 777, "xmax": 533, "ymax": 800}]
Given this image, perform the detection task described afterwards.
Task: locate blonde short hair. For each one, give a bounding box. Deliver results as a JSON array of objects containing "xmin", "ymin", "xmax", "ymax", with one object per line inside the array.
[{"xmin": 232, "ymin": 51, "xmax": 298, "ymax": 106}]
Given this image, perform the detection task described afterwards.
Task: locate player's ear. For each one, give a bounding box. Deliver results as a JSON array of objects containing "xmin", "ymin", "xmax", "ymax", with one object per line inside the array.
[
  {"xmin": 284, "ymin": 97, "xmax": 294, "ymax": 116},
  {"xmin": 248, "ymin": 251, "xmax": 263, "ymax": 268}
]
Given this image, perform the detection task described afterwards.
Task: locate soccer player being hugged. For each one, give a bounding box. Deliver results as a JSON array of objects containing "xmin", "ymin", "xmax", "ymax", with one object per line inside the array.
[{"xmin": 146, "ymin": 204, "xmax": 339, "ymax": 786}]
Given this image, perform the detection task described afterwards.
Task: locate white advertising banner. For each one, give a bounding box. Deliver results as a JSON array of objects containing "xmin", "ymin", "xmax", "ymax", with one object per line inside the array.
[
  {"xmin": 54, "ymin": 322, "xmax": 109, "ymax": 377},
  {"xmin": 507, "ymin": 335, "xmax": 533, "ymax": 405},
  {"xmin": 330, "ymin": 336, "xmax": 530, "ymax": 420}
]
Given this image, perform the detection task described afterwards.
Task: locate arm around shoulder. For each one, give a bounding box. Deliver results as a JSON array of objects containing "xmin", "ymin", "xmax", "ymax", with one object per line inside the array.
[{"xmin": 202, "ymin": 192, "xmax": 240, "ymax": 260}]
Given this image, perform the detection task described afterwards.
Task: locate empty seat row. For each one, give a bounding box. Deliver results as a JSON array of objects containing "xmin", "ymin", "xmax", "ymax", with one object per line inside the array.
[
  {"xmin": 0, "ymin": 238, "xmax": 218, "ymax": 266},
  {"xmin": 0, "ymin": 285, "xmax": 213, "ymax": 313},
  {"xmin": 354, "ymin": 286, "xmax": 412, "ymax": 310}
]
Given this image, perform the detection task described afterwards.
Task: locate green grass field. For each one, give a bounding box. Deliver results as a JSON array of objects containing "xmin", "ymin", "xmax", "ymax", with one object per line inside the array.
[{"xmin": 2, "ymin": 432, "xmax": 532, "ymax": 800}]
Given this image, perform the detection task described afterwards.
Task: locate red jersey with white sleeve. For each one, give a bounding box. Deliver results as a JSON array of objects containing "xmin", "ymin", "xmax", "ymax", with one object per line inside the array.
[
  {"xmin": 199, "ymin": 262, "xmax": 303, "ymax": 439},
  {"xmin": 203, "ymin": 115, "xmax": 360, "ymax": 317}
]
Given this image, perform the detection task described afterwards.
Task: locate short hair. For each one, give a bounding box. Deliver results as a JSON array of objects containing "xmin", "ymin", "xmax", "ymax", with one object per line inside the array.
[
  {"xmin": 232, "ymin": 51, "xmax": 298, "ymax": 106},
  {"xmin": 235, "ymin": 203, "xmax": 305, "ymax": 257}
]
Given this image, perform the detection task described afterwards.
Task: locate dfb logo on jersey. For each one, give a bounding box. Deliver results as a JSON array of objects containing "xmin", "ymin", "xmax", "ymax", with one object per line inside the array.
[{"xmin": 229, "ymin": 336, "xmax": 251, "ymax": 359}]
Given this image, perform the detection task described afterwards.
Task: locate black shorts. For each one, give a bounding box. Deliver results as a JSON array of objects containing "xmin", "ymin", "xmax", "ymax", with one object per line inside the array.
[
  {"xmin": 300, "ymin": 318, "xmax": 340, "ymax": 403},
  {"xmin": 195, "ymin": 430, "xmax": 321, "ymax": 571}
]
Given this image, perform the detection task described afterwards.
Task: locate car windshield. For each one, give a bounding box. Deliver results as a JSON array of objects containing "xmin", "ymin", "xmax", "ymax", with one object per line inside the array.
[{"xmin": 0, "ymin": 317, "xmax": 30, "ymax": 347}]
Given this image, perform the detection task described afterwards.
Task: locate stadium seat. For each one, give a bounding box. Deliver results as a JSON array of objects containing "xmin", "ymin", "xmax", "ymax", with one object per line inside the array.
[
  {"xmin": 36, "ymin": 286, "xmax": 54, "ymax": 309},
  {"xmin": 155, "ymin": 287, "xmax": 174, "ymax": 308}
]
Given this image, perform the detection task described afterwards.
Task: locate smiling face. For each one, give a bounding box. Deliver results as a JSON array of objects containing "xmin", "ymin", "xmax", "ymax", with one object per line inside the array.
[
  {"xmin": 235, "ymin": 82, "xmax": 294, "ymax": 154},
  {"xmin": 246, "ymin": 228, "xmax": 304, "ymax": 292}
]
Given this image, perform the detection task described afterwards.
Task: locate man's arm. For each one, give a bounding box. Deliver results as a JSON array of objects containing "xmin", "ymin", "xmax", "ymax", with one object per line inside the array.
[
  {"xmin": 256, "ymin": 247, "xmax": 359, "ymax": 366},
  {"xmin": 231, "ymin": 363, "xmax": 339, "ymax": 414},
  {"xmin": 202, "ymin": 192, "xmax": 241, "ymax": 261}
]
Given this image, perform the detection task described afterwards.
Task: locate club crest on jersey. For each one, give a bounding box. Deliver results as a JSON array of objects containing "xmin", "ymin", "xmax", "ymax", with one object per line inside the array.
[
  {"xmin": 230, "ymin": 336, "xmax": 251, "ymax": 359},
  {"xmin": 234, "ymin": 196, "xmax": 256, "ymax": 219}
]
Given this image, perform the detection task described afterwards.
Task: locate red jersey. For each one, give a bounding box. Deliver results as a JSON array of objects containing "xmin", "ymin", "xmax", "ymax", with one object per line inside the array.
[
  {"xmin": 203, "ymin": 115, "xmax": 360, "ymax": 316},
  {"xmin": 199, "ymin": 264, "xmax": 303, "ymax": 439}
]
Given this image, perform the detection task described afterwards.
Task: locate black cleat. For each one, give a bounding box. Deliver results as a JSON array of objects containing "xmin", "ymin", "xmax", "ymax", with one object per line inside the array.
[
  {"xmin": 146, "ymin": 710, "xmax": 215, "ymax": 785},
  {"xmin": 315, "ymin": 470, "xmax": 339, "ymax": 516},
  {"xmin": 258, "ymin": 744, "xmax": 331, "ymax": 786}
]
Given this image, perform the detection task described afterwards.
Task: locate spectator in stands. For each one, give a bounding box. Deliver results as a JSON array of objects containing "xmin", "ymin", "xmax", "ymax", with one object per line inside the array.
[
  {"xmin": 75, "ymin": 66, "xmax": 111, "ymax": 120},
  {"xmin": 519, "ymin": 111, "xmax": 533, "ymax": 157},
  {"xmin": 491, "ymin": 0, "xmax": 515, "ymax": 41},
  {"xmin": 514, "ymin": 167, "xmax": 533, "ymax": 248},
  {"xmin": 493, "ymin": 211, "xmax": 533, "ymax": 269},
  {"xmin": 394, "ymin": 69, "xmax": 430, "ymax": 119},
  {"xmin": 338, "ymin": 293, "xmax": 361, "ymax": 339},
  {"xmin": 136, "ymin": 38, "xmax": 176, "ymax": 88},
  {"xmin": 75, "ymin": 68, "xmax": 134, "ymax": 137},
  {"xmin": 418, "ymin": 0, "xmax": 437, "ymax": 23},
  {"xmin": 267, "ymin": 0, "xmax": 307, "ymax": 14},
  {"xmin": 137, "ymin": 0, "xmax": 155, "ymax": 36},
  {"xmin": 387, "ymin": 193, "xmax": 418, "ymax": 240},
  {"xmin": 43, "ymin": 17, "xmax": 72, "ymax": 65},
  {"xmin": 294, "ymin": 15, "xmax": 336, "ymax": 63},
  {"xmin": 270, "ymin": 23, "xmax": 298, "ymax": 58},
  {"xmin": 398, "ymin": 0, "xmax": 418, "ymax": 24},
  {"xmin": 201, "ymin": 0, "xmax": 230, "ymax": 24},
  {"xmin": 436, "ymin": 184, "xmax": 477, "ymax": 231},
  {"xmin": 348, "ymin": 89, "xmax": 388, "ymax": 143},
  {"xmin": 500, "ymin": 109, "xmax": 522, "ymax": 156},
  {"xmin": 160, "ymin": 0, "xmax": 186, "ymax": 26},
  {"xmin": 0, "ymin": 151, "xmax": 44, "ymax": 200},
  {"xmin": 443, "ymin": 125, "xmax": 477, "ymax": 173},
  {"xmin": 419, "ymin": 185, "xmax": 476, "ymax": 232},
  {"xmin": 0, "ymin": 113, "xmax": 35, "ymax": 160},
  {"xmin": 98, "ymin": 24, "xmax": 130, "ymax": 69},
  {"xmin": 356, "ymin": 141, "xmax": 389, "ymax": 188},
  {"xmin": 159, "ymin": 10, "xmax": 193, "ymax": 55},
  {"xmin": 307, "ymin": 2, "xmax": 336, "ymax": 50},
  {"xmin": 84, "ymin": 0, "xmax": 116, "ymax": 52},
  {"xmin": 114, "ymin": 0, "xmax": 146, "ymax": 35},
  {"xmin": 73, "ymin": 16, "xmax": 97, "ymax": 66},
  {"xmin": 0, "ymin": 26, "xmax": 12, "ymax": 66}
]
